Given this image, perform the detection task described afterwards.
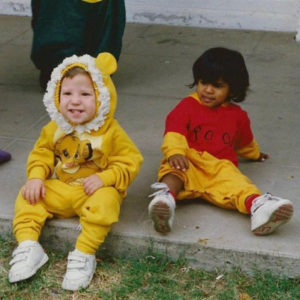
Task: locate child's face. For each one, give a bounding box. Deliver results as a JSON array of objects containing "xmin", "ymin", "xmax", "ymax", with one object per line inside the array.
[
  {"xmin": 60, "ymin": 73, "xmax": 96, "ymax": 125},
  {"xmin": 196, "ymin": 78, "xmax": 230, "ymax": 108}
]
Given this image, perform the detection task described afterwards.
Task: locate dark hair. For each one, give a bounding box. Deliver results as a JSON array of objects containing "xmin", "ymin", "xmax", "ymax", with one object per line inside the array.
[{"xmin": 189, "ymin": 47, "xmax": 249, "ymax": 102}]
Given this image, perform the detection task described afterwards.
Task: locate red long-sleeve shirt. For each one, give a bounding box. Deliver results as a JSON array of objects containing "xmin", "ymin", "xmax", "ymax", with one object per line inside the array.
[{"xmin": 163, "ymin": 94, "xmax": 258, "ymax": 166}]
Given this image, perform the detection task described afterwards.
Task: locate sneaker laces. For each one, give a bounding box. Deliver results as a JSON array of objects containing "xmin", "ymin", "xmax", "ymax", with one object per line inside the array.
[
  {"xmin": 251, "ymin": 193, "xmax": 281, "ymax": 213},
  {"xmin": 149, "ymin": 182, "xmax": 170, "ymax": 198}
]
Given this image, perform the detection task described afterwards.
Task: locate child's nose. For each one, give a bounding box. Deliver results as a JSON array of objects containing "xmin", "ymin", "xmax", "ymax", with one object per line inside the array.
[
  {"xmin": 204, "ymin": 84, "xmax": 214, "ymax": 93},
  {"xmin": 71, "ymin": 94, "xmax": 81, "ymax": 104}
]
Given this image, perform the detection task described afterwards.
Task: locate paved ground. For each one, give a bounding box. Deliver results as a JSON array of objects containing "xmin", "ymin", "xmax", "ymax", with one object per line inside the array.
[{"xmin": 0, "ymin": 15, "xmax": 299, "ymax": 277}]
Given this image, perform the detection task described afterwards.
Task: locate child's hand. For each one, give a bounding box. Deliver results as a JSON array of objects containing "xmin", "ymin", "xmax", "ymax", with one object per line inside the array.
[
  {"xmin": 22, "ymin": 179, "xmax": 45, "ymax": 205},
  {"xmin": 257, "ymin": 152, "xmax": 269, "ymax": 162},
  {"xmin": 168, "ymin": 154, "xmax": 189, "ymax": 171},
  {"xmin": 83, "ymin": 174, "xmax": 104, "ymax": 195}
]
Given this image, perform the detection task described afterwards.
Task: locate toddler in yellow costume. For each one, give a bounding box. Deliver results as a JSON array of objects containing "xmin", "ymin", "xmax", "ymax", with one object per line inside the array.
[
  {"xmin": 9, "ymin": 53, "xmax": 143, "ymax": 290},
  {"xmin": 148, "ymin": 47, "xmax": 293, "ymax": 236}
]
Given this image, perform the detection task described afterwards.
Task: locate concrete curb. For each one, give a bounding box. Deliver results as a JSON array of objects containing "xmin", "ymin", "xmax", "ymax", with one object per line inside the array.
[{"xmin": 2, "ymin": 216, "xmax": 299, "ymax": 278}]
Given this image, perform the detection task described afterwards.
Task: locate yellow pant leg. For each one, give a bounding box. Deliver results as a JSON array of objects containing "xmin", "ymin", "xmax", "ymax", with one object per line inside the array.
[
  {"xmin": 198, "ymin": 161, "xmax": 261, "ymax": 214},
  {"xmin": 74, "ymin": 187, "xmax": 122, "ymax": 254},
  {"xmin": 158, "ymin": 149, "xmax": 261, "ymax": 214},
  {"xmin": 13, "ymin": 179, "xmax": 77, "ymax": 243}
]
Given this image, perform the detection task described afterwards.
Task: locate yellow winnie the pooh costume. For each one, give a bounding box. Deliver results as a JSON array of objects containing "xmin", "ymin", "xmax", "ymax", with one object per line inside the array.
[{"xmin": 9, "ymin": 52, "xmax": 143, "ymax": 290}]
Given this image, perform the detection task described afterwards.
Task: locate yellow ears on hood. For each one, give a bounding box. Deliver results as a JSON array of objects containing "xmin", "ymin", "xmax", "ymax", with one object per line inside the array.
[{"xmin": 95, "ymin": 53, "xmax": 117, "ymax": 76}]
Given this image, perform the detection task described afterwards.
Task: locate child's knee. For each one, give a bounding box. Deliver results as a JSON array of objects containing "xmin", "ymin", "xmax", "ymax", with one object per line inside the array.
[{"xmin": 81, "ymin": 187, "xmax": 121, "ymax": 225}]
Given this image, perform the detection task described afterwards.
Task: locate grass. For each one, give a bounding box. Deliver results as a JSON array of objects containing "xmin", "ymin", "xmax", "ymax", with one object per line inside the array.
[{"xmin": 0, "ymin": 235, "xmax": 299, "ymax": 299}]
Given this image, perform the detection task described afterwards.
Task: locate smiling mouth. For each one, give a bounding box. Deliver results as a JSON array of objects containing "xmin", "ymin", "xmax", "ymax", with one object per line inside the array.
[
  {"xmin": 201, "ymin": 96, "xmax": 214, "ymax": 103},
  {"xmin": 69, "ymin": 109, "xmax": 84, "ymax": 114}
]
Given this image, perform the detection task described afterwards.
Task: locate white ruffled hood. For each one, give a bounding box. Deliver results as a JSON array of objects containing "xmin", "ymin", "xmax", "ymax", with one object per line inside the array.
[{"xmin": 43, "ymin": 53, "xmax": 117, "ymax": 134}]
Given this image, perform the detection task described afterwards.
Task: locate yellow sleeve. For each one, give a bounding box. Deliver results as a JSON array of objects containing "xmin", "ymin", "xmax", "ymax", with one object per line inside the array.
[
  {"xmin": 26, "ymin": 122, "xmax": 57, "ymax": 180},
  {"xmin": 161, "ymin": 132, "xmax": 189, "ymax": 159},
  {"xmin": 96, "ymin": 121, "xmax": 143, "ymax": 195},
  {"xmin": 236, "ymin": 139, "xmax": 260, "ymax": 160}
]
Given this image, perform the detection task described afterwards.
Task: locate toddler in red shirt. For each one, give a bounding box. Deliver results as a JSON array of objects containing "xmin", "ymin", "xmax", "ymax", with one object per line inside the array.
[{"xmin": 148, "ymin": 47, "xmax": 293, "ymax": 236}]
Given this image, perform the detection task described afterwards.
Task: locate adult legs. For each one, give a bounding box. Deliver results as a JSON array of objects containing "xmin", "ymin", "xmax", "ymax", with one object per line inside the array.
[{"xmin": 30, "ymin": 0, "xmax": 125, "ymax": 89}]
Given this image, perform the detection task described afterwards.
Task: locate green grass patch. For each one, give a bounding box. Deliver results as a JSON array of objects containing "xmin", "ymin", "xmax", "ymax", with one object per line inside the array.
[{"xmin": 0, "ymin": 235, "xmax": 299, "ymax": 299}]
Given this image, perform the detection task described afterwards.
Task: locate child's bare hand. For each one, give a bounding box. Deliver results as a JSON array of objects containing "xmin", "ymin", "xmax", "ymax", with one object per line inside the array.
[
  {"xmin": 168, "ymin": 154, "xmax": 189, "ymax": 171},
  {"xmin": 257, "ymin": 152, "xmax": 269, "ymax": 162},
  {"xmin": 83, "ymin": 174, "xmax": 104, "ymax": 195},
  {"xmin": 22, "ymin": 179, "xmax": 45, "ymax": 205}
]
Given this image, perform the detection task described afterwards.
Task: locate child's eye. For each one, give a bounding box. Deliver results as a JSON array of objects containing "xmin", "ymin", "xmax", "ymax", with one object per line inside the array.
[
  {"xmin": 82, "ymin": 92, "xmax": 91, "ymax": 96},
  {"xmin": 214, "ymin": 82, "xmax": 225, "ymax": 88},
  {"xmin": 62, "ymin": 92, "xmax": 71, "ymax": 96}
]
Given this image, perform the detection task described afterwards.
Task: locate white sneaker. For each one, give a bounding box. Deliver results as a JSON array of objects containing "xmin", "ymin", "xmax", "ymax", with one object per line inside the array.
[
  {"xmin": 9, "ymin": 240, "xmax": 48, "ymax": 283},
  {"xmin": 62, "ymin": 249, "xmax": 96, "ymax": 291},
  {"xmin": 251, "ymin": 194, "xmax": 294, "ymax": 235},
  {"xmin": 148, "ymin": 182, "xmax": 176, "ymax": 234}
]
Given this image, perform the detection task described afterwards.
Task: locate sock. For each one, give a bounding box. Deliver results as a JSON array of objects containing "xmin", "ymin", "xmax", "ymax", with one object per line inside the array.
[
  {"xmin": 169, "ymin": 190, "xmax": 176, "ymax": 201},
  {"xmin": 245, "ymin": 194, "xmax": 260, "ymax": 213}
]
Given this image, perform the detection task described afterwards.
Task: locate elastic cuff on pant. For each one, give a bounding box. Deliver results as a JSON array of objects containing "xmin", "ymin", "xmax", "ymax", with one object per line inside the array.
[
  {"xmin": 16, "ymin": 233, "xmax": 39, "ymax": 244},
  {"xmin": 75, "ymin": 225, "xmax": 111, "ymax": 255},
  {"xmin": 75, "ymin": 239, "xmax": 97, "ymax": 255}
]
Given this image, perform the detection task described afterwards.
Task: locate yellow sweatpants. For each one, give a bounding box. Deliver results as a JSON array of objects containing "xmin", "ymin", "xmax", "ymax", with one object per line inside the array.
[
  {"xmin": 158, "ymin": 149, "xmax": 261, "ymax": 214},
  {"xmin": 13, "ymin": 179, "xmax": 122, "ymax": 254}
]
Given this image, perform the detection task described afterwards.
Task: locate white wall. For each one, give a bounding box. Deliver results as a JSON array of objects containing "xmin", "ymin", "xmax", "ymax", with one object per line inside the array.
[
  {"xmin": 0, "ymin": 0, "xmax": 30, "ymax": 16},
  {"xmin": 1, "ymin": 0, "xmax": 300, "ymax": 40},
  {"xmin": 126, "ymin": 0, "xmax": 299, "ymax": 32}
]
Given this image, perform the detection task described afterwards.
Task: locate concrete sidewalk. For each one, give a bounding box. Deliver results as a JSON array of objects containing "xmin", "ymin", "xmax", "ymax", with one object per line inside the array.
[{"xmin": 0, "ymin": 15, "xmax": 299, "ymax": 277}]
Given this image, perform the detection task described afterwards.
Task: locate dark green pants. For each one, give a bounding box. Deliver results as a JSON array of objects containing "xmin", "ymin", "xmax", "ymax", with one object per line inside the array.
[{"xmin": 31, "ymin": 0, "xmax": 125, "ymax": 73}]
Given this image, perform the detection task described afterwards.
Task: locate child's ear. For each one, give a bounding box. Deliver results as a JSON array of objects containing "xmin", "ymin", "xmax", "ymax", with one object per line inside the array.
[
  {"xmin": 95, "ymin": 52, "xmax": 117, "ymax": 76},
  {"xmin": 228, "ymin": 90, "xmax": 234, "ymax": 99}
]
